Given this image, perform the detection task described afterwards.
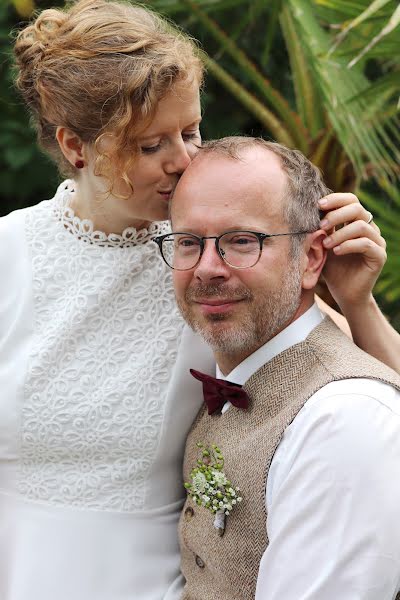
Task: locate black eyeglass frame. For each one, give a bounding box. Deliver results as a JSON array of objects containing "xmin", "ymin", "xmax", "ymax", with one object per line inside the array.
[{"xmin": 153, "ymin": 229, "xmax": 313, "ymax": 271}]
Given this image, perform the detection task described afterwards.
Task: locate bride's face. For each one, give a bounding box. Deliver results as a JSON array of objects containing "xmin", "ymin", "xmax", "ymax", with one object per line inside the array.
[{"xmin": 106, "ymin": 79, "xmax": 202, "ymax": 224}]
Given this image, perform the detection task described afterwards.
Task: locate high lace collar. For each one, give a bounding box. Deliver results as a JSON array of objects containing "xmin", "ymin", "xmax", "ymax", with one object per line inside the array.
[{"xmin": 52, "ymin": 180, "xmax": 170, "ymax": 248}]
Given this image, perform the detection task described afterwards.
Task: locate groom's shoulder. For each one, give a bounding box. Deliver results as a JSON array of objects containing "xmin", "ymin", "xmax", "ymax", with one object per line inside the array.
[
  {"xmin": 284, "ymin": 378, "xmax": 400, "ymax": 485},
  {"xmin": 306, "ymin": 316, "xmax": 400, "ymax": 391}
]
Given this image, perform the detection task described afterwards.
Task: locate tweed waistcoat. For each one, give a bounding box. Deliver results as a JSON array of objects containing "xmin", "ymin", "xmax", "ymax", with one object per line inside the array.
[{"xmin": 179, "ymin": 317, "xmax": 400, "ymax": 600}]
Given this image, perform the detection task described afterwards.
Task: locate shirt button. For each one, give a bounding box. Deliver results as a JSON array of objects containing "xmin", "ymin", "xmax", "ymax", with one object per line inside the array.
[
  {"xmin": 195, "ymin": 555, "xmax": 205, "ymax": 569},
  {"xmin": 184, "ymin": 506, "xmax": 194, "ymax": 518}
]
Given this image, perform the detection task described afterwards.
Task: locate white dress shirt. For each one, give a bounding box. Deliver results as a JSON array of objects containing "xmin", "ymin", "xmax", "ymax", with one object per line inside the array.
[{"xmin": 217, "ymin": 304, "xmax": 400, "ymax": 599}]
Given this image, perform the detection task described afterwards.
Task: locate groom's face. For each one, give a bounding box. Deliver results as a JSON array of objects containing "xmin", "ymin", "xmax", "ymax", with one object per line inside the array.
[{"xmin": 171, "ymin": 147, "xmax": 306, "ymax": 363}]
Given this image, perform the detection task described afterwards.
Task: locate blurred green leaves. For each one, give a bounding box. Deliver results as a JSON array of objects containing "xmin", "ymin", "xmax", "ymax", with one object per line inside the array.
[
  {"xmin": 359, "ymin": 183, "xmax": 400, "ymax": 330},
  {"xmin": 0, "ymin": 1, "xmax": 58, "ymax": 211}
]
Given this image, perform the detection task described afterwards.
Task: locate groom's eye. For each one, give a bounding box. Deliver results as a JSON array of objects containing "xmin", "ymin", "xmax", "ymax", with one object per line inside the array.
[
  {"xmin": 179, "ymin": 238, "xmax": 197, "ymax": 247},
  {"xmin": 176, "ymin": 236, "xmax": 200, "ymax": 252}
]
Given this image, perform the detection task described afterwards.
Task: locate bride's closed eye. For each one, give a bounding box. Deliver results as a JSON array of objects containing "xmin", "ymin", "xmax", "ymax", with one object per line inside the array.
[
  {"xmin": 141, "ymin": 143, "xmax": 162, "ymax": 154},
  {"xmin": 182, "ymin": 131, "xmax": 201, "ymax": 142},
  {"xmin": 141, "ymin": 130, "xmax": 201, "ymax": 154}
]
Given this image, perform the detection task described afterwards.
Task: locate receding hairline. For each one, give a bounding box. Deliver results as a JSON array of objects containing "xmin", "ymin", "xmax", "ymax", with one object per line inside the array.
[
  {"xmin": 170, "ymin": 142, "xmax": 289, "ymax": 224},
  {"xmin": 177, "ymin": 141, "xmax": 289, "ymax": 203}
]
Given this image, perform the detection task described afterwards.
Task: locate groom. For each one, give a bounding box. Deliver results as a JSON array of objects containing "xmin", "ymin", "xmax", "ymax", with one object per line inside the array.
[{"xmin": 159, "ymin": 137, "xmax": 400, "ymax": 599}]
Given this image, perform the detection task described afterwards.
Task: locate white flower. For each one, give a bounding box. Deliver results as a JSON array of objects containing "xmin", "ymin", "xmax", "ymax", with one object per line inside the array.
[
  {"xmin": 192, "ymin": 472, "xmax": 207, "ymax": 494},
  {"xmin": 212, "ymin": 470, "xmax": 228, "ymax": 487},
  {"xmin": 202, "ymin": 495, "xmax": 211, "ymax": 504}
]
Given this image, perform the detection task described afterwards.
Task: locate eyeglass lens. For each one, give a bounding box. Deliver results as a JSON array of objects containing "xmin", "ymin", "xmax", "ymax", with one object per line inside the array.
[{"xmin": 161, "ymin": 232, "xmax": 262, "ymax": 270}]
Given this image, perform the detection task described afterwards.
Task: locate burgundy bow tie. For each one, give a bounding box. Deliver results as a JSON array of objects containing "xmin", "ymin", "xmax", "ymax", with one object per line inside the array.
[{"xmin": 190, "ymin": 369, "xmax": 249, "ymax": 415}]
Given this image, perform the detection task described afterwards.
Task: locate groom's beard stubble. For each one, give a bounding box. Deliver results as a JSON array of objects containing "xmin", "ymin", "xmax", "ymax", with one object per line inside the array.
[{"xmin": 177, "ymin": 262, "xmax": 303, "ymax": 355}]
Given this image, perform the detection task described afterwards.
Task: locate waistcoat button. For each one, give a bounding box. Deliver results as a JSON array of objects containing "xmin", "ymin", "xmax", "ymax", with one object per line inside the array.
[
  {"xmin": 185, "ymin": 506, "xmax": 194, "ymax": 518},
  {"xmin": 195, "ymin": 555, "xmax": 205, "ymax": 569}
]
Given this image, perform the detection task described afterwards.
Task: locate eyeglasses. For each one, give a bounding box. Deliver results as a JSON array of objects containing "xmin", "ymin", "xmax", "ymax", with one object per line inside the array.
[{"xmin": 153, "ymin": 229, "xmax": 312, "ymax": 271}]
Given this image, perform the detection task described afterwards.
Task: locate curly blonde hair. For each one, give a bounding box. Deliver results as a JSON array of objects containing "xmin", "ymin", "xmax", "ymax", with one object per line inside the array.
[{"xmin": 13, "ymin": 0, "xmax": 204, "ymax": 188}]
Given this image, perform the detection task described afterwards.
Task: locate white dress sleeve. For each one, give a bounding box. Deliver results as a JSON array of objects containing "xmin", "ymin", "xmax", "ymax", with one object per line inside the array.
[
  {"xmin": 0, "ymin": 208, "xmax": 32, "ymax": 339},
  {"xmin": 0, "ymin": 207, "xmax": 33, "ymax": 467}
]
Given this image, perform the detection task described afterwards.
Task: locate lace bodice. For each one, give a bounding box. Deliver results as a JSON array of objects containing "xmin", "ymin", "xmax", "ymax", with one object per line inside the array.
[
  {"xmin": 52, "ymin": 180, "xmax": 170, "ymax": 247},
  {"xmin": 19, "ymin": 181, "xmax": 185, "ymax": 511}
]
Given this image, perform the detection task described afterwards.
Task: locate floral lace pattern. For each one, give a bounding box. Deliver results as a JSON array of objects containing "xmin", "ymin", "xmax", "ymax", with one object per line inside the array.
[
  {"xmin": 53, "ymin": 180, "xmax": 170, "ymax": 247},
  {"xmin": 19, "ymin": 182, "xmax": 184, "ymax": 510}
]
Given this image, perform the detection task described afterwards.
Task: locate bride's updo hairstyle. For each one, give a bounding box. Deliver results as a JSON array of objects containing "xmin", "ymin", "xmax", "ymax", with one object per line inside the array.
[{"xmin": 14, "ymin": 0, "xmax": 203, "ymax": 186}]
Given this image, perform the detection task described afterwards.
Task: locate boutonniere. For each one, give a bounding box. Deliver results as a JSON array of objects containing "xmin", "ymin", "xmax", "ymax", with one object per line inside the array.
[{"xmin": 184, "ymin": 443, "xmax": 242, "ymax": 535}]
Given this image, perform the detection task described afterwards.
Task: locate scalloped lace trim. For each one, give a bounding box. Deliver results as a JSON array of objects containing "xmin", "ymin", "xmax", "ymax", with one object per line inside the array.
[{"xmin": 53, "ymin": 180, "xmax": 170, "ymax": 247}]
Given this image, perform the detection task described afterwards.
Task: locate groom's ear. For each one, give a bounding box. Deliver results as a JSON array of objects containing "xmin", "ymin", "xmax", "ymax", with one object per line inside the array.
[{"xmin": 301, "ymin": 229, "xmax": 327, "ymax": 290}]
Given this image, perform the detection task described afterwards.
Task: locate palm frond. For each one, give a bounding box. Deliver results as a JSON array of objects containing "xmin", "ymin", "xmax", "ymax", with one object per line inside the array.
[
  {"xmin": 200, "ymin": 52, "xmax": 297, "ymax": 147},
  {"xmin": 348, "ymin": 4, "xmax": 400, "ymax": 67},
  {"xmin": 287, "ymin": 0, "xmax": 400, "ymax": 182},
  {"xmin": 328, "ymin": 0, "xmax": 394, "ymax": 53},
  {"xmin": 315, "ymin": 1, "xmax": 380, "ymax": 21},
  {"xmin": 358, "ymin": 185, "xmax": 400, "ymax": 304},
  {"xmin": 280, "ymin": 7, "xmax": 324, "ymax": 138},
  {"xmin": 261, "ymin": 0, "xmax": 283, "ymax": 68},
  {"xmin": 179, "ymin": 0, "xmax": 309, "ymax": 152},
  {"xmin": 347, "ymin": 72, "xmax": 400, "ymax": 109},
  {"xmin": 150, "ymin": 0, "xmax": 248, "ymax": 15}
]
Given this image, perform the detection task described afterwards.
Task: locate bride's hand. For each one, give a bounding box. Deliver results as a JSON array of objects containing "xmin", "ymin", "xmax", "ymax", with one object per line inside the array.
[{"xmin": 318, "ymin": 193, "xmax": 386, "ymax": 311}]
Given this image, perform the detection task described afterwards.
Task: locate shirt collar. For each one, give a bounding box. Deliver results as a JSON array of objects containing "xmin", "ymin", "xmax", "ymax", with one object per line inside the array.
[{"xmin": 216, "ymin": 303, "xmax": 324, "ymax": 385}]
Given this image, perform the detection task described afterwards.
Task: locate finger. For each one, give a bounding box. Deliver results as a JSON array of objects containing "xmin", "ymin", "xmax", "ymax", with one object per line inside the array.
[
  {"xmin": 318, "ymin": 192, "xmax": 360, "ymax": 211},
  {"xmin": 320, "ymin": 203, "xmax": 373, "ymax": 230},
  {"xmin": 370, "ymin": 221, "xmax": 381, "ymax": 235},
  {"xmin": 332, "ymin": 238, "xmax": 387, "ymax": 265},
  {"xmin": 323, "ymin": 220, "xmax": 386, "ymax": 249}
]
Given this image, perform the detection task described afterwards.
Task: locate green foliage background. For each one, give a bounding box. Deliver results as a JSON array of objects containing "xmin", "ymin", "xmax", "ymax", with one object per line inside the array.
[{"xmin": 1, "ymin": 0, "xmax": 399, "ymax": 329}]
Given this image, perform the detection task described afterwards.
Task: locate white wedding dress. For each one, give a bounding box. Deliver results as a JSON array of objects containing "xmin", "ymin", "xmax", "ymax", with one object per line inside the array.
[{"xmin": 0, "ymin": 181, "xmax": 213, "ymax": 600}]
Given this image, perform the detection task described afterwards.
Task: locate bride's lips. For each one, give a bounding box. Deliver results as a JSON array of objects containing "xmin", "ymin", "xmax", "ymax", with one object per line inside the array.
[{"xmin": 158, "ymin": 189, "xmax": 172, "ymax": 202}]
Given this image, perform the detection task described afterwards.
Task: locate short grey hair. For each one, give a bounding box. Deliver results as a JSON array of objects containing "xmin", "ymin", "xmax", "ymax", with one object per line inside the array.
[{"xmin": 197, "ymin": 136, "xmax": 330, "ymax": 256}]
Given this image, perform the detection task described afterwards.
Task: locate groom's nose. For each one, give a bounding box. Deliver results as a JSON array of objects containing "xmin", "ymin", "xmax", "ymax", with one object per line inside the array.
[{"xmin": 193, "ymin": 239, "xmax": 231, "ymax": 284}]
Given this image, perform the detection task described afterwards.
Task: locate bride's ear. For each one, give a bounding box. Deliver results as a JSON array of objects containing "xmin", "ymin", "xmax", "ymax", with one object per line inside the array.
[
  {"xmin": 56, "ymin": 126, "xmax": 85, "ymax": 168},
  {"xmin": 301, "ymin": 230, "xmax": 327, "ymax": 290}
]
